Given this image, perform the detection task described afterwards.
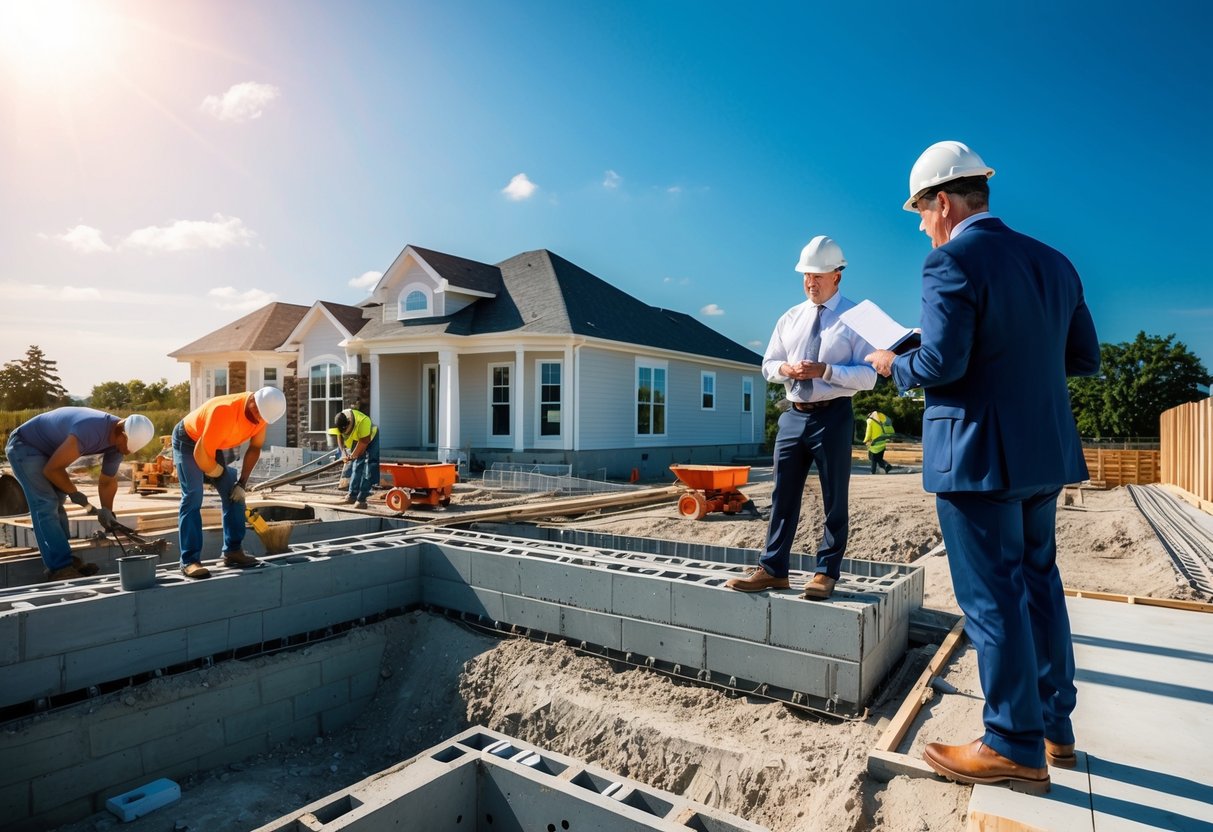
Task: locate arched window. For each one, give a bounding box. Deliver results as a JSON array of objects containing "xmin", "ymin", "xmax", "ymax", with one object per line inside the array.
[
  {"xmin": 405, "ymin": 291, "xmax": 427, "ymax": 312},
  {"xmin": 309, "ymin": 362, "xmax": 343, "ymax": 433}
]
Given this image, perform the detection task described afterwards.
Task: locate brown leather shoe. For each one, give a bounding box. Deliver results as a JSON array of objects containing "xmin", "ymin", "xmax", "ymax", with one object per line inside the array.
[
  {"xmin": 181, "ymin": 562, "xmax": 211, "ymax": 580},
  {"xmin": 1045, "ymin": 739, "xmax": 1077, "ymax": 769},
  {"xmin": 47, "ymin": 565, "xmax": 84, "ymax": 581},
  {"xmin": 924, "ymin": 739, "xmax": 1050, "ymax": 794},
  {"xmin": 724, "ymin": 566, "xmax": 790, "ymax": 592},
  {"xmin": 71, "ymin": 556, "xmax": 100, "ymax": 577},
  {"xmin": 222, "ymin": 549, "xmax": 260, "ymax": 568},
  {"xmin": 800, "ymin": 574, "xmax": 837, "ymax": 600}
]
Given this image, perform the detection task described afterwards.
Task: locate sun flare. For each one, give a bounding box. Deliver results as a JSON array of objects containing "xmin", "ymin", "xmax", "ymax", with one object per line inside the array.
[{"xmin": 0, "ymin": 0, "xmax": 124, "ymax": 82}]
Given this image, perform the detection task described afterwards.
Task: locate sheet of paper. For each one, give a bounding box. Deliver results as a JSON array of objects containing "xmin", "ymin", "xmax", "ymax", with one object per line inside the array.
[{"xmin": 839, "ymin": 299, "xmax": 917, "ymax": 351}]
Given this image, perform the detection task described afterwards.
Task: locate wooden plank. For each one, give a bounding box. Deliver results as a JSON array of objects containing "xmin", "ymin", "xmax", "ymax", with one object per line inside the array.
[
  {"xmin": 1065, "ymin": 588, "xmax": 1213, "ymax": 614},
  {"xmin": 866, "ymin": 748, "xmax": 940, "ymax": 783},
  {"xmin": 967, "ymin": 811, "xmax": 1048, "ymax": 832},
  {"xmin": 872, "ymin": 617, "xmax": 967, "ymax": 754},
  {"xmin": 423, "ymin": 486, "xmax": 684, "ymax": 527}
]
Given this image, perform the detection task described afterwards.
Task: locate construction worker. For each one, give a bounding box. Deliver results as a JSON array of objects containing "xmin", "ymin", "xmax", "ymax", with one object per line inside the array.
[
  {"xmin": 863, "ymin": 410, "xmax": 895, "ymax": 473},
  {"xmin": 5, "ymin": 408, "xmax": 155, "ymax": 581},
  {"xmin": 331, "ymin": 408, "xmax": 379, "ymax": 510},
  {"xmin": 726, "ymin": 235, "xmax": 876, "ymax": 601},
  {"xmin": 172, "ymin": 387, "xmax": 287, "ymax": 579},
  {"xmin": 867, "ymin": 141, "xmax": 1099, "ymax": 793}
]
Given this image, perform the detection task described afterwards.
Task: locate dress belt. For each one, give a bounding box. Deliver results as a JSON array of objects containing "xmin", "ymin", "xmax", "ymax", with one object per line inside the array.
[{"xmin": 791, "ymin": 399, "xmax": 838, "ymax": 412}]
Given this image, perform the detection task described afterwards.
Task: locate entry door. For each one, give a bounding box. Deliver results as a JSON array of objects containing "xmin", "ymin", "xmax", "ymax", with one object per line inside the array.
[{"xmin": 422, "ymin": 364, "xmax": 438, "ymax": 448}]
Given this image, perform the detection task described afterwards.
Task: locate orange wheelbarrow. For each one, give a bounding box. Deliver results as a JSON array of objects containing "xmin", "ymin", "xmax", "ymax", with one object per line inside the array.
[
  {"xmin": 669, "ymin": 464, "xmax": 752, "ymax": 520},
  {"xmin": 380, "ymin": 462, "xmax": 457, "ymax": 513}
]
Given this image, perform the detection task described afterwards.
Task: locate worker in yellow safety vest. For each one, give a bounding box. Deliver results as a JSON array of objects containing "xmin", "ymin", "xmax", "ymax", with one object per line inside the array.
[{"xmin": 863, "ymin": 410, "xmax": 896, "ymax": 474}]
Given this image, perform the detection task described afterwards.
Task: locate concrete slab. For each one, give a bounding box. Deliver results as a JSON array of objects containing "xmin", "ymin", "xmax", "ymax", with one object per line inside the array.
[{"xmin": 969, "ymin": 597, "xmax": 1213, "ymax": 831}]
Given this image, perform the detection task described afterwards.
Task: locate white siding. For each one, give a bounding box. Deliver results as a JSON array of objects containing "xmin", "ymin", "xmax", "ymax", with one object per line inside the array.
[
  {"xmin": 376, "ymin": 353, "xmax": 421, "ymax": 448},
  {"xmin": 576, "ymin": 348, "xmax": 641, "ymax": 450},
  {"xmin": 457, "ymin": 353, "xmax": 492, "ymax": 448},
  {"xmin": 300, "ymin": 318, "xmax": 343, "ymax": 361}
]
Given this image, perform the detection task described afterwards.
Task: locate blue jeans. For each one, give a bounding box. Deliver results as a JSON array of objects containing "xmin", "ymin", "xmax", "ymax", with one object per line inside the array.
[
  {"xmin": 5, "ymin": 434, "xmax": 73, "ymax": 571},
  {"xmin": 172, "ymin": 421, "xmax": 246, "ymax": 565},
  {"xmin": 343, "ymin": 432, "xmax": 381, "ymax": 502}
]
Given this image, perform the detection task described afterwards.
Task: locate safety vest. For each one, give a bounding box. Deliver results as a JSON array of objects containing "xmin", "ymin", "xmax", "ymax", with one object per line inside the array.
[{"xmin": 865, "ymin": 413, "xmax": 895, "ymax": 453}]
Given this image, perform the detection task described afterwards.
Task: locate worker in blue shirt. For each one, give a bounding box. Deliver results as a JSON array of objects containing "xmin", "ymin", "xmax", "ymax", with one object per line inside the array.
[{"xmin": 6, "ymin": 407, "xmax": 155, "ymax": 581}]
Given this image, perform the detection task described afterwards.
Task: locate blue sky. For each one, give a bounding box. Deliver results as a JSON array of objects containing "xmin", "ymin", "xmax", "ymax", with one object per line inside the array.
[{"xmin": 1, "ymin": 0, "xmax": 1210, "ymax": 396}]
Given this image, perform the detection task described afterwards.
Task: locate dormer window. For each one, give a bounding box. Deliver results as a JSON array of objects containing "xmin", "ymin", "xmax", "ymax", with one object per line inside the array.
[{"xmin": 397, "ymin": 283, "xmax": 434, "ymax": 319}]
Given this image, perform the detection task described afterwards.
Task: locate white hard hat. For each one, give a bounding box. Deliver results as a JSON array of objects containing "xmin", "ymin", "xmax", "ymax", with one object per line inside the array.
[
  {"xmin": 794, "ymin": 236, "xmax": 847, "ymax": 274},
  {"xmin": 253, "ymin": 386, "xmax": 287, "ymax": 424},
  {"xmin": 904, "ymin": 140, "xmax": 994, "ymax": 211},
  {"xmin": 123, "ymin": 414, "xmax": 154, "ymax": 453}
]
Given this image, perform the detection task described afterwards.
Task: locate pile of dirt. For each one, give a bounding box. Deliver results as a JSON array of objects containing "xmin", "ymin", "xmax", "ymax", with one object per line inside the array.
[{"xmin": 49, "ymin": 476, "xmax": 1196, "ymax": 832}]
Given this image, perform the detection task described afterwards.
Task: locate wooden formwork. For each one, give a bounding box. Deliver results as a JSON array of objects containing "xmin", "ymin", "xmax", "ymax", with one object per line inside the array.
[
  {"xmin": 1082, "ymin": 448, "xmax": 1160, "ymax": 488},
  {"xmin": 1160, "ymin": 397, "xmax": 1212, "ymax": 505}
]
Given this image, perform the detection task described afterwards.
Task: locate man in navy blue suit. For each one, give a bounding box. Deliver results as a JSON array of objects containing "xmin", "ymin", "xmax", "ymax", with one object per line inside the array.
[{"xmin": 867, "ymin": 141, "xmax": 1100, "ymax": 794}]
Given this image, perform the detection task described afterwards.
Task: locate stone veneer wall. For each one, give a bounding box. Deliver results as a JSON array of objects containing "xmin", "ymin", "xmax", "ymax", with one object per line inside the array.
[{"xmin": 228, "ymin": 361, "xmax": 247, "ymax": 394}]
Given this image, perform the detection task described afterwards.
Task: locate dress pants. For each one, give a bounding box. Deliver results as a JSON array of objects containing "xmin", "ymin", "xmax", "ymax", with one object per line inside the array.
[
  {"xmin": 759, "ymin": 398, "xmax": 853, "ymax": 579},
  {"xmin": 936, "ymin": 484, "xmax": 1076, "ymax": 769}
]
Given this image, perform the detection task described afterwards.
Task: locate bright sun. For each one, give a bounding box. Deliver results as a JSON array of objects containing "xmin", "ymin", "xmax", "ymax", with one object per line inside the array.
[{"xmin": 0, "ymin": 0, "xmax": 124, "ymax": 82}]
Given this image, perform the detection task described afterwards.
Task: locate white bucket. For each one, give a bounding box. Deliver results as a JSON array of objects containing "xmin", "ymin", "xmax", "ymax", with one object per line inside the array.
[{"xmin": 118, "ymin": 555, "xmax": 158, "ymax": 591}]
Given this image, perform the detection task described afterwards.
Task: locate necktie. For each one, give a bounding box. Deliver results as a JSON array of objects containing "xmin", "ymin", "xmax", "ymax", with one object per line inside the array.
[{"xmin": 793, "ymin": 304, "xmax": 825, "ymax": 400}]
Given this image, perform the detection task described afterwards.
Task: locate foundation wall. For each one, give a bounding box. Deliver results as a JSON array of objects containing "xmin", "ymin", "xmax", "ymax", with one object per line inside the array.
[{"xmin": 0, "ymin": 627, "xmax": 389, "ymax": 832}]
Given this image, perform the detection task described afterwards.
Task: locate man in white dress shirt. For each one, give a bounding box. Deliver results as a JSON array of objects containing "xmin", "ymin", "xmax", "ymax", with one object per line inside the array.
[{"xmin": 726, "ymin": 236, "xmax": 876, "ymax": 599}]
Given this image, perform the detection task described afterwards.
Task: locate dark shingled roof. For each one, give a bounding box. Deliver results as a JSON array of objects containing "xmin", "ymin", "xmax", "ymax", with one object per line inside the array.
[
  {"xmin": 353, "ymin": 248, "xmax": 760, "ymax": 366},
  {"xmin": 408, "ymin": 246, "xmax": 503, "ymax": 295},
  {"xmin": 169, "ymin": 302, "xmax": 310, "ymax": 357},
  {"xmin": 318, "ymin": 301, "xmax": 370, "ymax": 336}
]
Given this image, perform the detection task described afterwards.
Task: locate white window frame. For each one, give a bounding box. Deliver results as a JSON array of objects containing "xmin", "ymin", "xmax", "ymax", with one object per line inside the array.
[
  {"xmin": 635, "ymin": 358, "xmax": 668, "ymax": 438},
  {"xmin": 397, "ymin": 282, "xmax": 434, "ymax": 320},
  {"xmin": 262, "ymin": 367, "xmax": 280, "ymax": 389},
  {"xmin": 741, "ymin": 376, "xmax": 753, "ymax": 413},
  {"xmin": 533, "ymin": 359, "xmax": 563, "ymax": 444},
  {"xmin": 205, "ymin": 367, "xmax": 229, "ymax": 399},
  {"xmin": 487, "ymin": 362, "xmax": 513, "ymax": 443},
  {"xmin": 700, "ymin": 371, "xmax": 716, "ymax": 411},
  {"xmin": 306, "ymin": 359, "xmax": 344, "ymax": 434}
]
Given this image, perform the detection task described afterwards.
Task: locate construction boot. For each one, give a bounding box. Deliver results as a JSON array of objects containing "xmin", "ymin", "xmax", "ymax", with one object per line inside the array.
[
  {"xmin": 724, "ymin": 566, "xmax": 790, "ymax": 592},
  {"xmin": 354, "ymin": 500, "xmax": 368, "ymax": 510},
  {"xmin": 47, "ymin": 565, "xmax": 85, "ymax": 581},
  {"xmin": 181, "ymin": 562, "xmax": 211, "ymax": 580},
  {"xmin": 800, "ymin": 574, "xmax": 837, "ymax": 600},
  {"xmin": 222, "ymin": 549, "xmax": 260, "ymax": 568},
  {"xmin": 339, "ymin": 495, "xmax": 356, "ymax": 505},
  {"xmin": 1045, "ymin": 739, "xmax": 1077, "ymax": 769},
  {"xmin": 71, "ymin": 556, "xmax": 100, "ymax": 577}
]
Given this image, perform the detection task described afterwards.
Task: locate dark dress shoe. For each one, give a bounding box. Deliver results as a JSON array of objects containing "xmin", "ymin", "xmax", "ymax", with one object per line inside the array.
[
  {"xmin": 924, "ymin": 739, "xmax": 1050, "ymax": 794},
  {"xmin": 800, "ymin": 574, "xmax": 837, "ymax": 600},
  {"xmin": 724, "ymin": 566, "xmax": 789, "ymax": 592},
  {"xmin": 1045, "ymin": 739, "xmax": 1077, "ymax": 769}
]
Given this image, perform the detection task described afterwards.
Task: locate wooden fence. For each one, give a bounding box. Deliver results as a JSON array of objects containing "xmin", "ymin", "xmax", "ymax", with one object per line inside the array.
[
  {"xmin": 1160, "ymin": 397, "xmax": 1213, "ymax": 503},
  {"xmin": 1082, "ymin": 448, "xmax": 1160, "ymax": 487}
]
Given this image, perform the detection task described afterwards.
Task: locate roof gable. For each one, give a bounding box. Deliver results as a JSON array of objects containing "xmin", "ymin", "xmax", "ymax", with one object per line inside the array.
[
  {"xmin": 371, "ymin": 245, "xmax": 502, "ymax": 301},
  {"xmin": 279, "ymin": 301, "xmax": 370, "ymax": 350},
  {"xmin": 169, "ymin": 302, "xmax": 310, "ymax": 358}
]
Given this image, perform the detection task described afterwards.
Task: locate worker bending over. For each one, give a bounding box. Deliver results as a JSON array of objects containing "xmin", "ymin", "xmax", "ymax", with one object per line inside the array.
[
  {"xmin": 332, "ymin": 408, "xmax": 379, "ymax": 510},
  {"xmin": 172, "ymin": 387, "xmax": 287, "ymax": 579},
  {"xmin": 5, "ymin": 408, "xmax": 154, "ymax": 581}
]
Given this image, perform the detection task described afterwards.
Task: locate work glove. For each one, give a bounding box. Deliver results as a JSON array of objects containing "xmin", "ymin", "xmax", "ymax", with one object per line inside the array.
[
  {"xmin": 96, "ymin": 508, "xmax": 119, "ymax": 531},
  {"xmin": 230, "ymin": 483, "xmax": 248, "ymax": 503},
  {"xmin": 68, "ymin": 491, "xmax": 92, "ymax": 509}
]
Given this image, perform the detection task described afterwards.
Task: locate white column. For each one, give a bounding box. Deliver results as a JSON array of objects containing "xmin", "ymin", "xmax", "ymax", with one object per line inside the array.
[
  {"xmin": 437, "ymin": 349, "xmax": 460, "ymax": 461},
  {"xmin": 513, "ymin": 347, "xmax": 525, "ymax": 452},
  {"xmin": 563, "ymin": 346, "xmax": 574, "ymax": 451},
  {"xmin": 369, "ymin": 354, "xmax": 380, "ymax": 427}
]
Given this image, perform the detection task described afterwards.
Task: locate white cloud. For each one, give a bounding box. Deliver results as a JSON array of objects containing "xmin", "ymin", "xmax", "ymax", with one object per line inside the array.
[
  {"xmin": 201, "ymin": 82, "xmax": 281, "ymax": 122},
  {"xmin": 123, "ymin": 214, "xmax": 256, "ymax": 253},
  {"xmin": 602, "ymin": 170, "xmax": 621, "ymax": 190},
  {"xmin": 42, "ymin": 225, "xmax": 112, "ymax": 254},
  {"xmin": 666, "ymin": 185, "xmax": 682, "ymax": 194},
  {"xmin": 700, "ymin": 303, "xmax": 725, "ymax": 316},
  {"xmin": 747, "ymin": 339, "xmax": 764, "ymax": 349},
  {"xmin": 61, "ymin": 286, "xmax": 101, "ymax": 300},
  {"xmin": 349, "ymin": 270, "xmax": 382, "ymax": 290},
  {"xmin": 208, "ymin": 286, "xmax": 277, "ymax": 312},
  {"xmin": 663, "ymin": 276, "xmax": 690, "ymax": 285},
  {"xmin": 502, "ymin": 173, "xmax": 538, "ymax": 201}
]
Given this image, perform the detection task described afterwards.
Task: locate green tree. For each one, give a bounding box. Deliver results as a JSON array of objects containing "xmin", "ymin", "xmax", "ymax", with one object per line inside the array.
[
  {"xmin": 90, "ymin": 377, "xmax": 192, "ymax": 410},
  {"xmin": 1068, "ymin": 332, "xmax": 1210, "ymax": 438},
  {"xmin": 852, "ymin": 376, "xmax": 924, "ymax": 439},
  {"xmin": 0, "ymin": 345, "xmax": 70, "ymax": 409},
  {"xmin": 89, "ymin": 380, "xmax": 132, "ymax": 410}
]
